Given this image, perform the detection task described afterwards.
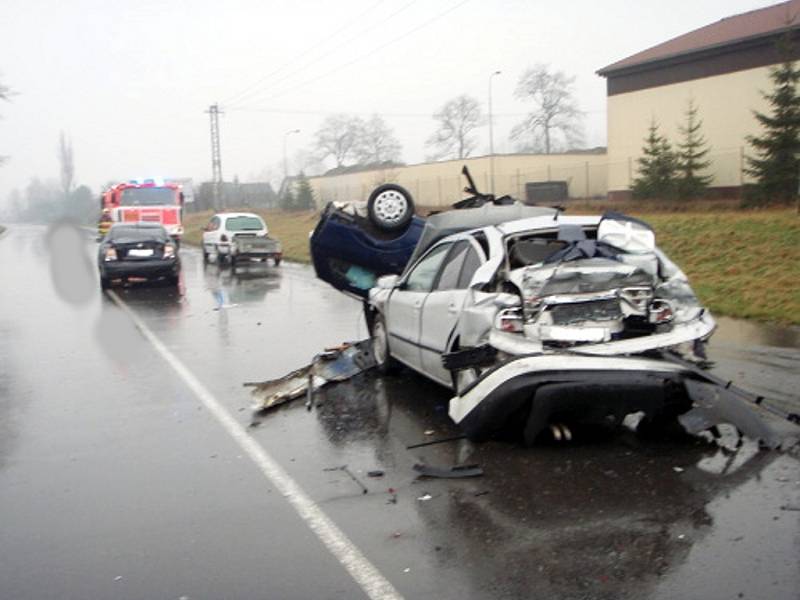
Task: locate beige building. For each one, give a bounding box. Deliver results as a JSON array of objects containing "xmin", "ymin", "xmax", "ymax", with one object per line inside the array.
[
  {"xmin": 297, "ymin": 1, "xmax": 799, "ymax": 206},
  {"xmin": 307, "ymin": 151, "xmax": 608, "ymax": 208},
  {"xmin": 597, "ymin": 0, "xmax": 800, "ymax": 199}
]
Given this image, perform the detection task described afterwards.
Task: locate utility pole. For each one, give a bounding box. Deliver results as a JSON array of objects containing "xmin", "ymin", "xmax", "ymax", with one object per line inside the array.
[
  {"xmin": 488, "ymin": 70, "xmax": 501, "ymax": 197},
  {"xmin": 206, "ymin": 103, "xmax": 223, "ymax": 209}
]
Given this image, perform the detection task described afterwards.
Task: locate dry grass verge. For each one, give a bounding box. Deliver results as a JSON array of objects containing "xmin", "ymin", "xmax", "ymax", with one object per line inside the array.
[{"xmin": 183, "ymin": 207, "xmax": 800, "ymax": 325}]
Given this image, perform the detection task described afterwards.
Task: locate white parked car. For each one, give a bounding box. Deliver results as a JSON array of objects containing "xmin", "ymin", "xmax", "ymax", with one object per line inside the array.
[
  {"xmin": 201, "ymin": 212, "xmax": 282, "ymax": 267},
  {"xmin": 365, "ymin": 205, "xmax": 787, "ymax": 446}
]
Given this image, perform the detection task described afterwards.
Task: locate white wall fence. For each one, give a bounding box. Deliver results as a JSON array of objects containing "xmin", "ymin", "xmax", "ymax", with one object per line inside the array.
[
  {"xmin": 308, "ymin": 153, "xmax": 608, "ymax": 208},
  {"xmin": 306, "ymin": 148, "xmax": 751, "ymax": 207}
]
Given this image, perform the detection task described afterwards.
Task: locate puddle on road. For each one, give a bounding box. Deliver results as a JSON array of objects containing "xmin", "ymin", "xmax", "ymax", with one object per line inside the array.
[{"xmin": 267, "ymin": 367, "xmax": 799, "ymax": 600}]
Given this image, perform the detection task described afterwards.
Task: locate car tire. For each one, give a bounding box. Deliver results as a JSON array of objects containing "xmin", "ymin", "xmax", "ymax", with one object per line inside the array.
[
  {"xmin": 167, "ymin": 275, "xmax": 179, "ymax": 287},
  {"xmin": 371, "ymin": 314, "xmax": 399, "ymax": 374},
  {"xmin": 202, "ymin": 246, "xmax": 209, "ymax": 263},
  {"xmin": 100, "ymin": 276, "xmax": 111, "ymax": 290},
  {"xmin": 274, "ymin": 257, "xmax": 281, "ymax": 266},
  {"xmin": 367, "ymin": 184, "xmax": 415, "ymax": 232},
  {"xmin": 216, "ymin": 246, "xmax": 226, "ymax": 265}
]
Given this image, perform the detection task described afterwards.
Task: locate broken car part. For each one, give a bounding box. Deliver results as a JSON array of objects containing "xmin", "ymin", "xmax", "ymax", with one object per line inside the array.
[
  {"xmin": 413, "ymin": 463, "xmax": 484, "ymax": 479},
  {"xmin": 247, "ymin": 340, "xmax": 375, "ymax": 411}
]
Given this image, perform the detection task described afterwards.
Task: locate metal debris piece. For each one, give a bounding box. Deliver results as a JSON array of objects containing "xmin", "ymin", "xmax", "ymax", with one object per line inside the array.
[
  {"xmin": 417, "ymin": 493, "xmax": 433, "ymax": 502},
  {"xmin": 324, "ymin": 465, "xmax": 368, "ymax": 494},
  {"xmin": 680, "ymin": 379, "xmax": 800, "ymax": 450},
  {"xmin": 246, "ymin": 340, "xmax": 376, "ymax": 411},
  {"xmin": 413, "ymin": 463, "xmax": 484, "ymax": 479},
  {"xmin": 406, "ymin": 434, "xmax": 466, "ymax": 450}
]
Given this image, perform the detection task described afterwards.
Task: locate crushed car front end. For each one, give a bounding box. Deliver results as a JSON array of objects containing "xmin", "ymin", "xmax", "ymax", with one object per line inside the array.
[{"xmin": 438, "ymin": 213, "xmax": 800, "ymax": 447}]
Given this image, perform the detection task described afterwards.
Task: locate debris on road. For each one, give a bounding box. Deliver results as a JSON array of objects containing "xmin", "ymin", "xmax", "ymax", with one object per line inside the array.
[
  {"xmin": 406, "ymin": 434, "xmax": 467, "ymax": 450},
  {"xmin": 417, "ymin": 493, "xmax": 433, "ymax": 502},
  {"xmin": 246, "ymin": 340, "xmax": 375, "ymax": 412},
  {"xmin": 323, "ymin": 465, "xmax": 368, "ymax": 495},
  {"xmin": 413, "ymin": 463, "xmax": 484, "ymax": 479},
  {"xmin": 367, "ymin": 470, "xmax": 385, "ymax": 478}
]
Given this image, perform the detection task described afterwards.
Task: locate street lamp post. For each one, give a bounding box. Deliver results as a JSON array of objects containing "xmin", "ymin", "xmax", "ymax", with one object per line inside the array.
[
  {"xmin": 488, "ymin": 70, "xmax": 502, "ymax": 196},
  {"xmin": 283, "ymin": 128, "xmax": 300, "ymax": 180}
]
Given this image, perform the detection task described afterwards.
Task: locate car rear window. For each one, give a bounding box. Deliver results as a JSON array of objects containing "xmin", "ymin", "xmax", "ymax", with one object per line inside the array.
[
  {"xmin": 110, "ymin": 226, "xmax": 168, "ymax": 242},
  {"xmin": 226, "ymin": 216, "xmax": 264, "ymax": 231}
]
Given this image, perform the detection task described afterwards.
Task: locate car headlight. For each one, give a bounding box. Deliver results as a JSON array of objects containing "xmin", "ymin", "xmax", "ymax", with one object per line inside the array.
[
  {"xmin": 163, "ymin": 244, "xmax": 176, "ymax": 259},
  {"xmin": 104, "ymin": 247, "xmax": 118, "ymax": 261}
]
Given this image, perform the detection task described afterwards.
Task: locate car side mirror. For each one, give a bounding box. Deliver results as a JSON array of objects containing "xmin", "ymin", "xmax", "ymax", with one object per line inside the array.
[{"xmin": 376, "ymin": 274, "xmax": 399, "ymax": 289}]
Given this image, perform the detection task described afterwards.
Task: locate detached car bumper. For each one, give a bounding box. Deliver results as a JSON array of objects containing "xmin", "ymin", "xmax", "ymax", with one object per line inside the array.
[{"xmin": 449, "ymin": 354, "xmax": 798, "ymax": 448}]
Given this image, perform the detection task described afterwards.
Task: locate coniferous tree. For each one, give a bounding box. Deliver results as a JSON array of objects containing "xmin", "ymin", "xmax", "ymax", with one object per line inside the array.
[
  {"xmin": 746, "ymin": 38, "xmax": 800, "ymax": 205},
  {"xmin": 676, "ymin": 100, "xmax": 713, "ymax": 199},
  {"xmin": 632, "ymin": 120, "xmax": 677, "ymax": 199},
  {"xmin": 294, "ymin": 172, "xmax": 315, "ymax": 210},
  {"xmin": 279, "ymin": 184, "xmax": 295, "ymax": 210}
]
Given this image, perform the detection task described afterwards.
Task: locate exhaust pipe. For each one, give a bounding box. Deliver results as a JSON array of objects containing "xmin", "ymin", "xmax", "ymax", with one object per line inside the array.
[{"xmin": 549, "ymin": 423, "xmax": 573, "ymax": 442}]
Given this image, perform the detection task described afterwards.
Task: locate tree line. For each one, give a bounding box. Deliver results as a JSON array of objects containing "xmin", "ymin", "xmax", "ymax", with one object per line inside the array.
[{"xmin": 633, "ymin": 39, "xmax": 800, "ymax": 205}]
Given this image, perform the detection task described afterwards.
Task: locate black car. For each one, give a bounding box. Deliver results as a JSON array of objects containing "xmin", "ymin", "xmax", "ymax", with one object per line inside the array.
[{"xmin": 98, "ymin": 223, "xmax": 180, "ymax": 289}]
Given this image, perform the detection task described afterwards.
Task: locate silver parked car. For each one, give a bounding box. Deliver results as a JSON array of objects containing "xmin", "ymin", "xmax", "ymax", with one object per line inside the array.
[{"xmin": 365, "ymin": 205, "xmax": 764, "ymax": 445}]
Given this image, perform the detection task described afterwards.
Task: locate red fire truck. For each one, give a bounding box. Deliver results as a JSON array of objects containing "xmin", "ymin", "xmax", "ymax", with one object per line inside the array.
[{"xmin": 100, "ymin": 178, "xmax": 185, "ymax": 243}]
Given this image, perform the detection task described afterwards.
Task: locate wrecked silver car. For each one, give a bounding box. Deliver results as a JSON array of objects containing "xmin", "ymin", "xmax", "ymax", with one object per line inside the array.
[{"xmin": 366, "ymin": 206, "xmax": 797, "ymax": 447}]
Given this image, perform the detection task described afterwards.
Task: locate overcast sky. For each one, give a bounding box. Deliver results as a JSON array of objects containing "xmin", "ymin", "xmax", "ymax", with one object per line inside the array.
[{"xmin": 0, "ymin": 0, "xmax": 781, "ymax": 201}]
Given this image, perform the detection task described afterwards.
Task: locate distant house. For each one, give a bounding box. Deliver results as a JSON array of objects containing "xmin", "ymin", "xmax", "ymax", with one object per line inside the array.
[
  {"xmin": 597, "ymin": 0, "xmax": 800, "ymax": 199},
  {"xmin": 192, "ymin": 181, "xmax": 277, "ymax": 212}
]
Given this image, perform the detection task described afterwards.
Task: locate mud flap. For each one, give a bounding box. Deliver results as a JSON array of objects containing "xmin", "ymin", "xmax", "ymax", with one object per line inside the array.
[{"xmin": 681, "ymin": 380, "xmax": 800, "ymax": 449}]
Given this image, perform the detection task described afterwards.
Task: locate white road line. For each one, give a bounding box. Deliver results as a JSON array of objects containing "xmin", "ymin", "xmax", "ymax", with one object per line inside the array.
[{"xmin": 107, "ymin": 290, "xmax": 404, "ymax": 600}]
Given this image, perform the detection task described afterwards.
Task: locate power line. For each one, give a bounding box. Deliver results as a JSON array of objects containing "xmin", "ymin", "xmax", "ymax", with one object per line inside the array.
[
  {"xmin": 227, "ymin": 0, "xmax": 471, "ymax": 109},
  {"xmin": 222, "ymin": 0, "xmax": 420, "ymax": 107},
  {"xmin": 224, "ymin": 105, "xmax": 606, "ymax": 119},
  {"xmin": 221, "ymin": 0, "xmax": 389, "ymax": 106}
]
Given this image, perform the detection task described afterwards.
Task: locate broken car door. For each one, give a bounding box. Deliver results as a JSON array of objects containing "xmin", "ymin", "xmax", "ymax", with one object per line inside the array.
[
  {"xmin": 419, "ymin": 239, "xmax": 486, "ymax": 385},
  {"xmin": 385, "ymin": 242, "xmax": 452, "ymax": 372}
]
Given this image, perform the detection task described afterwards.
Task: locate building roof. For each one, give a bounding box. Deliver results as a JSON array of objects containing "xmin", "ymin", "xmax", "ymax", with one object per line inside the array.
[{"xmin": 599, "ymin": 0, "xmax": 800, "ymax": 75}]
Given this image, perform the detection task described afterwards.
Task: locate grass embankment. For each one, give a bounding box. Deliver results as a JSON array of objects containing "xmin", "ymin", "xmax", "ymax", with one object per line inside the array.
[{"xmin": 183, "ymin": 208, "xmax": 800, "ymax": 325}]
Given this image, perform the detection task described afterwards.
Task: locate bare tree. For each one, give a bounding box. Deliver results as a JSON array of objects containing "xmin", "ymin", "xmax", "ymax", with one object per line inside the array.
[
  {"xmin": 0, "ymin": 78, "xmax": 12, "ymax": 166},
  {"xmin": 291, "ymin": 148, "xmax": 326, "ymax": 177},
  {"xmin": 426, "ymin": 95, "xmax": 483, "ymax": 160},
  {"xmin": 314, "ymin": 114, "xmax": 364, "ymax": 167},
  {"xmin": 57, "ymin": 131, "xmax": 75, "ymax": 198},
  {"xmin": 511, "ymin": 64, "xmax": 583, "ymax": 154},
  {"xmin": 356, "ymin": 114, "xmax": 402, "ymax": 164}
]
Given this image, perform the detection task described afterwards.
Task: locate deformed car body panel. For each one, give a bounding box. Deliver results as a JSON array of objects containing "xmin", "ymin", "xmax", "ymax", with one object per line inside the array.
[
  {"xmin": 307, "ymin": 174, "xmax": 796, "ymax": 448},
  {"xmin": 449, "ymin": 354, "xmax": 800, "ymax": 448}
]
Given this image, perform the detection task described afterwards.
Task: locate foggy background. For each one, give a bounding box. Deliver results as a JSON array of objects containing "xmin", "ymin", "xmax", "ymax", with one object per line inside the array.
[{"xmin": 0, "ymin": 0, "xmax": 779, "ymax": 209}]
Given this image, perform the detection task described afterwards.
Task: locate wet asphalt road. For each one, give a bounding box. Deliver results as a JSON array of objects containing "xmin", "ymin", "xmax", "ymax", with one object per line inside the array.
[{"xmin": 1, "ymin": 224, "xmax": 799, "ymax": 600}]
